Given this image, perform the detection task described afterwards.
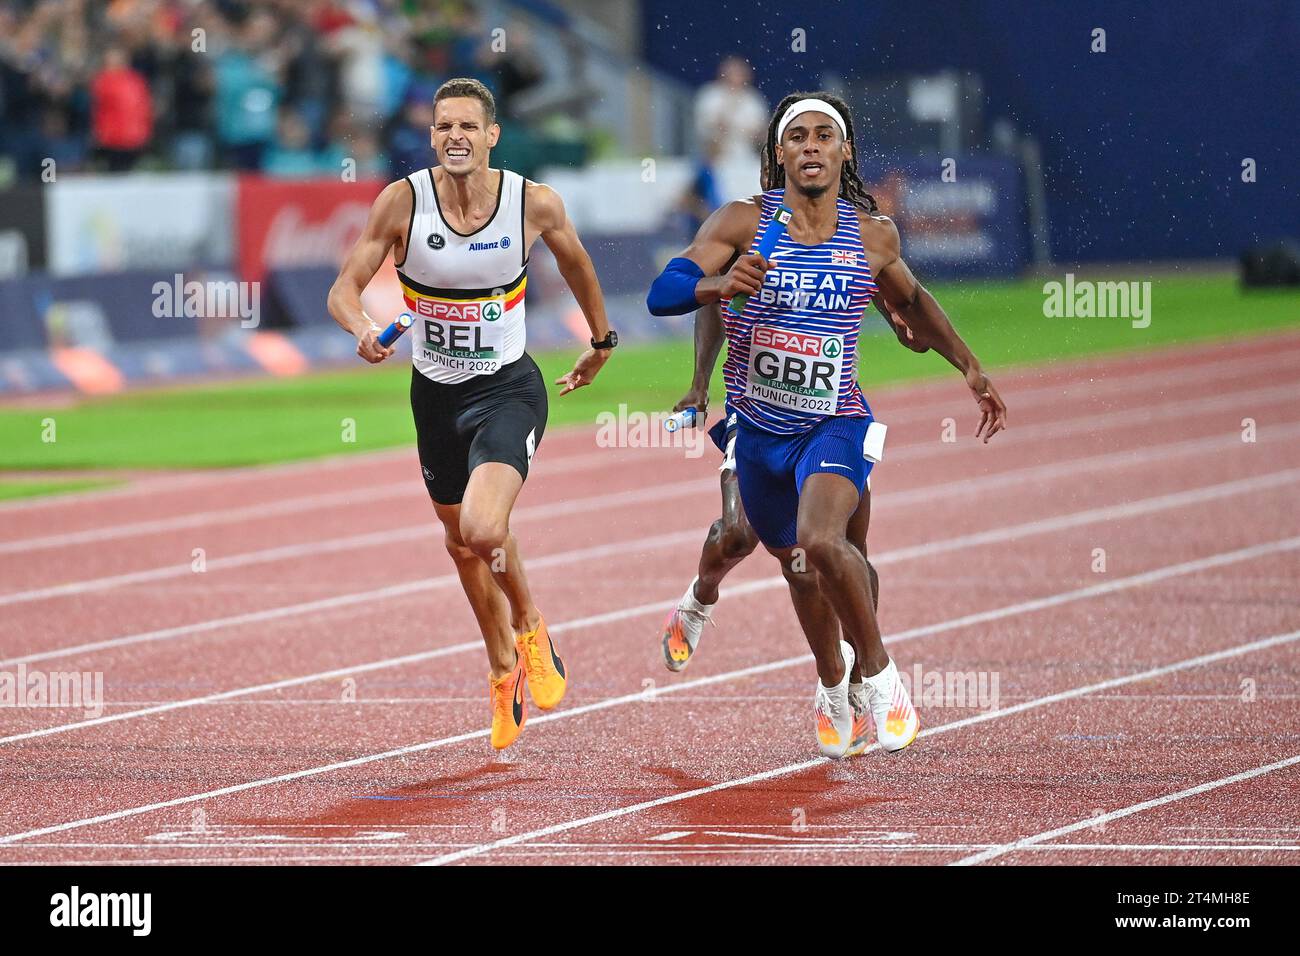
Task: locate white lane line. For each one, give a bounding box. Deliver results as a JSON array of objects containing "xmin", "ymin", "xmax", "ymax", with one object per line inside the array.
[
  {"xmin": 0, "ymin": 527, "xmax": 702, "ymax": 669},
  {"xmin": 872, "ymin": 534, "xmax": 1300, "ymax": 643},
  {"xmin": 10, "ymin": 408, "xmax": 1300, "ymax": 606},
  {"xmin": 0, "ymin": 428, "xmax": 639, "ymax": 518},
  {"xmin": 9, "ymin": 416, "xmax": 1300, "ymax": 609},
  {"xmin": 13, "ymin": 843, "xmax": 1300, "ymax": 865},
  {"xmin": 13, "ymin": 839, "xmax": 1293, "ymax": 852},
  {"xmin": 5, "ymin": 444, "xmax": 1298, "ymax": 671},
  {"xmin": 417, "ymin": 627, "xmax": 1300, "ymax": 865},
  {"xmin": 884, "ymin": 380, "xmax": 1299, "ymax": 466},
  {"xmin": 6, "ymin": 462, "xmax": 1299, "ymax": 670},
  {"xmin": 876, "ymin": 347, "xmax": 1300, "ymax": 428},
  {"xmin": 4, "ymin": 533, "xmax": 1299, "ymax": 747},
  {"xmin": 0, "ymin": 482, "xmax": 418, "ymax": 556},
  {"xmin": 0, "ymin": 478, "xmax": 716, "ymax": 606},
  {"xmin": 703, "ymin": 829, "xmax": 853, "ymax": 843},
  {"xmin": 0, "ymin": 447, "xmax": 415, "ymax": 515},
  {"xmin": 4, "ymin": 539, "xmax": 1297, "ymax": 849},
  {"xmin": 951, "ymin": 753, "xmax": 1300, "ymax": 866},
  {"xmin": 0, "ymin": 451, "xmax": 684, "ymax": 558},
  {"xmin": 0, "ymin": 652, "xmax": 816, "ymax": 846},
  {"xmin": 0, "ymin": 582, "xmax": 713, "ymax": 745},
  {"xmin": 5, "ymin": 332, "xmax": 1294, "ymax": 523},
  {"xmin": 881, "ymin": 467, "xmax": 1300, "ymax": 562},
  {"xmin": 4, "ymin": 363, "xmax": 1295, "ymax": 552},
  {"xmin": 1006, "ymin": 844, "xmax": 1300, "ymax": 853},
  {"xmin": 469, "ymin": 842, "xmax": 1300, "ymax": 854}
]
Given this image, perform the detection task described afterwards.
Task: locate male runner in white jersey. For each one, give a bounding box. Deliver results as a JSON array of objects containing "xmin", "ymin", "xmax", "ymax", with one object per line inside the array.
[
  {"xmin": 648, "ymin": 91, "xmax": 1007, "ymax": 758},
  {"xmin": 328, "ymin": 78, "xmax": 616, "ymax": 751}
]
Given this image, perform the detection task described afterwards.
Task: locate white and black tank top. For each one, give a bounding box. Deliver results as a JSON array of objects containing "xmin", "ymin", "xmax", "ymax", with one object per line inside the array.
[{"xmin": 396, "ymin": 168, "xmax": 528, "ymax": 384}]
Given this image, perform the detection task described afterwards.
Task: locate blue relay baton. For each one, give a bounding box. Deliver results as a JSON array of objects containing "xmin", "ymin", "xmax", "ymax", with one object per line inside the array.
[
  {"xmin": 377, "ymin": 311, "xmax": 414, "ymax": 348},
  {"xmin": 663, "ymin": 406, "xmax": 698, "ymax": 433},
  {"xmin": 728, "ymin": 204, "xmax": 793, "ymax": 314}
]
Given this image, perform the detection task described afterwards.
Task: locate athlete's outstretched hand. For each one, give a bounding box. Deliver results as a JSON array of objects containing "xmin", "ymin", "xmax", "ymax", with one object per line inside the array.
[
  {"xmin": 555, "ymin": 347, "xmax": 610, "ymax": 396},
  {"xmin": 673, "ymin": 386, "xmax": 709, "ymax": 425},
  {"xmin": 355, "ymin": 325, "xmax": 395, "ymax": 364},
  {"xmin": 720, "ymin": 252, "xmax": 775, "ymax": 300},
  {"xmin": 966, "ymin": 367, "xmax": 1008, "ymax": 442}
]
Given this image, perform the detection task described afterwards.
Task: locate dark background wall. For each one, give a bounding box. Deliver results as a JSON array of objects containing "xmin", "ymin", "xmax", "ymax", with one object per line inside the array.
[{"xmin": 640, "ymin": 0, "xmax": 1298, "ymax": 263}]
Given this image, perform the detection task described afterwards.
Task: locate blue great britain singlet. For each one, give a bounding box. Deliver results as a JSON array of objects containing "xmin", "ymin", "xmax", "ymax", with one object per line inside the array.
[{"xmin": 722, "ymin": 189, "xmax": 877, "ymax": 435}]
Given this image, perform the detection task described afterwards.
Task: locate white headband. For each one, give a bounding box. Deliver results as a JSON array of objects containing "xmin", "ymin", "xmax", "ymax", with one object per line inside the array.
[{"xmin": 776, "ymin": 98, "xmax": 847, "ymax": 142}]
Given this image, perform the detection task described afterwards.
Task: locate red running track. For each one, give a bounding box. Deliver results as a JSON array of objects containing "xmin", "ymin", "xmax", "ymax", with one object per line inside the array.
[{"xmin": 0, "ymin": 331, "xmax": 1298, "ymax": 865}]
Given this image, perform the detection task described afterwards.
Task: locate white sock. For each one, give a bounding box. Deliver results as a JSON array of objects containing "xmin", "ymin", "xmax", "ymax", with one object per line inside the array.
[{"xmin": 683, "ymin": 576, "xmax": 715, "ymax": 614}]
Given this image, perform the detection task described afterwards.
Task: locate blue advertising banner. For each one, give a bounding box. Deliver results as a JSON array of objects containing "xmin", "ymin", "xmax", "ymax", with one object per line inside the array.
[{"xmin": 858, "ymin": 157, "xmax": 1029, "ymax": 280}]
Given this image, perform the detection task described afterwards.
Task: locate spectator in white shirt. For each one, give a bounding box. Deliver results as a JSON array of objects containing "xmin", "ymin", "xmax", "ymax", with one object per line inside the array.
[{"xmin": 693, "ymin": 56, "xmax": 767, "ymax": 171}]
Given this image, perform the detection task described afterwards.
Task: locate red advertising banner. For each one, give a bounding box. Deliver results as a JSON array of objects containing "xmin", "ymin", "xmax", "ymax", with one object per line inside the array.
[{"xmin": 236, "ymin": 176, "xmax": 385, "ymax": 283}]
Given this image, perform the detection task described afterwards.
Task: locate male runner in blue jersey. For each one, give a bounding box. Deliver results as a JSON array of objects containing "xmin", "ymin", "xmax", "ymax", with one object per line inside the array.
[
  {"xmin": 648, "ymin": 91, "xmax": 1007, "ymax": 758},
  {"xmin": 658, "ymin": 296, "xmax": 921, "ymax": 698}
]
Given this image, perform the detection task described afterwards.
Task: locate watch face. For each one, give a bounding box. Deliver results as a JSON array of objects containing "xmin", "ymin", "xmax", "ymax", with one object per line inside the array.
[{"xmin": 607, "ymin": 330, "xmax": 619, "ymax": 348}]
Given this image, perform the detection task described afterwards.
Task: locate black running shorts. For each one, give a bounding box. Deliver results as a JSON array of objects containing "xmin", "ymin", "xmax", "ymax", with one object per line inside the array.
[{"xmin": 409, "ymin": 354, "xmax": 548, "ymax": 505}]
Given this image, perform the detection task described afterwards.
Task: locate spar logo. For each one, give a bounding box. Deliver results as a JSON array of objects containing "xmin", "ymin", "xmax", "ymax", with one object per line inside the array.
[
  {"xmin": 482, "ymin": 301, "xmax": 502, "ymax": 322},
  {"xmin": 753, "ymin": 326, "xmax": 833, "ymax": 357},
  {"xmin": 414, "ymin": 299, "xmax": 484, "ymax": 321}
]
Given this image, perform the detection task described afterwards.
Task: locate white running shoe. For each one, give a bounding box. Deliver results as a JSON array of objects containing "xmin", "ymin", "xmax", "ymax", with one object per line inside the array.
[
  {"xmin": 863, "ymin": 658, "xmax": 920, "ymax": 752},
  {"xmin": 814, "ymin": 640, "xmax": 856, "ymax": 759},
  {"xmin": 846, "ymin": 681, "xmax": 871, "ymax": 756},
  {"xmin": 660, "ymin": 577, "xmax": 715, "ymax": 672}
]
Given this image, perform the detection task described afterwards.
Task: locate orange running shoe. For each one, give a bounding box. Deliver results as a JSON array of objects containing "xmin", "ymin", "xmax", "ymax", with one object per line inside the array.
[
  {"xmin": 661, "ymin": 577, "xmax": 715, "ymax": 673},
  {"xmin": 489, "ymin": 659, "xmax": 527, "ymax": 750},
  {"xmin": 515, "ymin": 615, "xmax": 567, "ymax": 710}
]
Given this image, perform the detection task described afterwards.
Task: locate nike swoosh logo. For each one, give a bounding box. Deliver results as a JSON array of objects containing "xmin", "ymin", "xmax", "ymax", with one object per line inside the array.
[
  {"xmin": 819, "ymin": 461, "xmax": 851, "ymax": 470},
  {"xmin": 549, "ymin": 637, "xmax": 566, "ymax": 679},
  {"xmin": 512, "ymin": 671, "xmax": 524, "ymax": 724}
]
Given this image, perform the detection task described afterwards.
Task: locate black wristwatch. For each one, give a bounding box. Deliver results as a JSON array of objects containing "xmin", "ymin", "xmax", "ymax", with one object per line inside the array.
[{"xmin": 591, "ymin": 330, "xmax": 619, "ymax": 350}]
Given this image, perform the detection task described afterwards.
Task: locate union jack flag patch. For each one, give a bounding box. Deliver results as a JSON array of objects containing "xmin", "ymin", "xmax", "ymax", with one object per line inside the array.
[{"xmin": 830, "ymin": 250, "xmax": 858, "ymax": 265}]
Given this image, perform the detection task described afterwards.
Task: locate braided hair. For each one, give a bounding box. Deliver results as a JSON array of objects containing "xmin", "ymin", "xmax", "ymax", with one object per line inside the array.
[{"xmin": 762, "ymin": 91, "xmax": 878, "ymax": 213}]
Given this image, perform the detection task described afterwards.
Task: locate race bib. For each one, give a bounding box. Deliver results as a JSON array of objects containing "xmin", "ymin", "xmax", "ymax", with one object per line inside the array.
[
  {"xmin": 745, "ymin": 325, "xmax": 844, "ymax": 413},
  {"xmin": 414, "ymin": 297, "xmax": 506, "ymax": 375}
]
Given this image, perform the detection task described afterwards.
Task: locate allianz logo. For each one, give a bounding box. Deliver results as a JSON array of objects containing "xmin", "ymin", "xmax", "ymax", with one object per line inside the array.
[{"xmin": 468, "ymin": 236, "xmax": 511, "ymax": 252}]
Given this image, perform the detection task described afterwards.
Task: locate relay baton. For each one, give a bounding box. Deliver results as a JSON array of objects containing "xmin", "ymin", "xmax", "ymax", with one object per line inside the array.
[
  {"xmin": 377, "ymin": 311, "xmax": 414, "ymax": 348},
  {"xmin": 728, "ymin": 204, "xmax": 793, "ymax": 314},
  {"xmin": 663, "ymin": 406, "xmax": 698, "ymax": 433}
]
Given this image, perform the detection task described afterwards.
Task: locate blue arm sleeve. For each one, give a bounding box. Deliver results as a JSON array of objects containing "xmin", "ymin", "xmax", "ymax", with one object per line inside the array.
[{"xmin": 646, "ymin": 257, "xmax": 705, "ymax": 316}]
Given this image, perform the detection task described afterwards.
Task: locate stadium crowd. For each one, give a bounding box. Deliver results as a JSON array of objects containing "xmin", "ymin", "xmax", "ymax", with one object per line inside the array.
[{"xmin": 0, "ymin": 0, "xmax": 552, "ymax": 180}]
